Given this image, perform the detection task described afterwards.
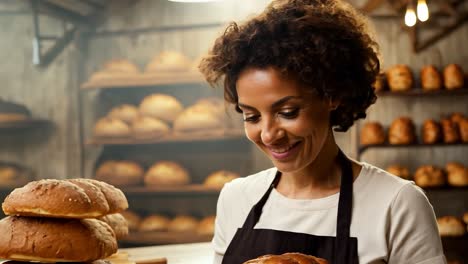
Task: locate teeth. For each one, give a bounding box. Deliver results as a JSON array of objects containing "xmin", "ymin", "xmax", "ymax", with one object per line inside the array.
[{"xmin": 271, "ymin": 144, "xmax": 295, "ymax": 153}]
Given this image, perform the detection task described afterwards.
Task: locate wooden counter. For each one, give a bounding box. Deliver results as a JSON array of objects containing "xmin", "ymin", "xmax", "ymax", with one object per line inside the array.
[{"xmin": 123, "ymin": 242, "xmax": 213, "ymax": 264}]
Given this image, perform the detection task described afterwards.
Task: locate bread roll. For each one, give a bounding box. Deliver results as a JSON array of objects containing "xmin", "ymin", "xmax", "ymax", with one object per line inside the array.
[
  {"xmin": 386, "ymin": 165, "xmax": 410, "ymax": 179},
  {"xmin": 360, "ymin": 122, "xmax": 386, "ymax": 145},
  {"xmin": 108, "ymin": 104, "xmax": 139, "ymax": 124},
  {"xmin": 139, "ymin": 214, "xmax": 171, "ymax": 232},
  {"xmin": 441, "ymin": 118, "xmax": 460, "ymax": 143},
  {"xmin": 443, "ymin": 64, "xmax": 464, "ymax": 90},
  {"xmin": 173, "ymin": 106, "xmax": 223, "ymax": 133},
  {"xmin": 196, "ymin": 215, "xmax": 216, "ymax": 235},
  {"xmin": 93, "ymin": 117, "xmax": 131, "ymax": 138},
  {"xmin": 445, "ymin": 162, "xmax": 468, "ymax": 187},
  {"xmin": 95, "ymin": 160, "xmax": 144, "ymax": 187},
  {"xmin": 131, "ymin": 116, "xmax": 170, "ymax": 139},
  {"xmin": 204, "ymin": 170, "xmax": 239, "ymax": 188},
  {"xmin": 0, "ymin": 99, "xmax": 31, "ymax": 122},
  {"xmin": 83, "ymin": 179, "xmax": 129, "ymax": 213},
  {"xmin": 244, "ymin": 253, "xmax": 328, "ymax": 264},
  {"xmin": 421, "ymin": 65, "xmax": 442, "ymax": 91},
  {"xmin": 422, "ymin": 119, "xmax": 442, "ymax": 144},
  {"xmin": 2, "ymin": 179, "xmax": 109, "ymax": 218},
  {"xmin": 459, "ymin": 118, "xmax": 468, "ymax": 143},
  {"xmin": 449, "ymin": 112, "xmax": 465, "ymax": 125},
  {"xmin": 99, "ymin": 213, "xmax": 129, "ymax": 239},
  {"xmin": 139, "ymin": 94, "xmax": 184, "ymax": 123},
  {"xmin": 437, "ymin": 216, "xmax": 466, "ymax": 237},
  {"xmin": 145, "ymin": 51, "xmax": 191, "ymax": 72},
  {"xmin": 388, "ymin": 117, "xmax": 416, "ymax": 145},
  {"xmin": 167, "ymin": 215, "xmax": 199, "ymax": 233},
  {"xmin": 90, "ymin": 59, "xmax": 140, "ymax": 81},
  {"xmin": 193, "ymin": 97, "xmax": 225, "ymax": 120},
  {"xmin": 0, "ymin": 216, "xmax": 117, "ymax": 262},
  {"xmin": 414, "ymin": 165, "xmax": 445, "ymax": 188},
  {"xmin": 144, "ymin": 161, "xmax": 190, "ymax": 186},
  {"xmin": 386, "ymin": 65, "xmax": 413, "ymax": 91},
  {"xmin": 120, "ymin": 210, "xmax": 141, "ymax": 231}
]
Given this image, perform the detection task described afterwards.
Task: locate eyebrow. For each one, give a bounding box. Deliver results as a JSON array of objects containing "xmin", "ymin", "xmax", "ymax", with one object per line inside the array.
[{"xmin": 238, "ymin": 96, "xmax": 301, "ymax": 110}]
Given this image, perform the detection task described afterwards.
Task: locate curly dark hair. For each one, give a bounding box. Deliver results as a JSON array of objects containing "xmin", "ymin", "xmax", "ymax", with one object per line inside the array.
[{"xmin": 199, "ymin": 0, "xmax": 380, "ymax": 132}]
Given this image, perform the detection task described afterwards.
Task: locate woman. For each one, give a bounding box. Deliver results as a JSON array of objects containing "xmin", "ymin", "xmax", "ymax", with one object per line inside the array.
[{"xmin": 199, "ymin": 0, "xmax": 445, "ymax": 263}]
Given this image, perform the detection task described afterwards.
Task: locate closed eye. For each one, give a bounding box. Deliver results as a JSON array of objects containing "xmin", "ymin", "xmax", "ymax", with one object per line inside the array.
[{"xmin": 279, "ymin": 108, "xmax": 299, "ymax": 119}]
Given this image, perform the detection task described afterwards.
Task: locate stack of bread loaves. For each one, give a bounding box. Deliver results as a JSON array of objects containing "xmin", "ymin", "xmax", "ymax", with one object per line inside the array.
[{"xmin": 0, "ymin": 178, "xmax": 129, "ymax": 263}]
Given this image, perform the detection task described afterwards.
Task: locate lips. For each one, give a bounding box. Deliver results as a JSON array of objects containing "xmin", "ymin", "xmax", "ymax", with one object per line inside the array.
[{"xmin": 267, "ymin": 141, "xmax": 302, "ymax": 160}]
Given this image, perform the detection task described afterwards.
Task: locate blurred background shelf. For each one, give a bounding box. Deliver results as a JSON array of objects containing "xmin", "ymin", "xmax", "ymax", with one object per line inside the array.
[
  {"xmin": 121, "ymin": 184, "xmax": 221, "ymax": 196},
  {"xmin": 120, "ymin": 231, "xmax": 213, "ymax": 247},
  {"xmin": 0, "ymin": 119, "xmax": 52, "ymax": 131},
  {"xmin": 376, "ymin": 88, "xmax": 468, "ymax": 97},
  {"xmin": 358, "ymin": 142, "xmax": 468, "ymax": 156}
]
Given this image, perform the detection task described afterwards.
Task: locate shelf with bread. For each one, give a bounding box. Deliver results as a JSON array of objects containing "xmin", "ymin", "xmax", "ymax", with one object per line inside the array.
[
  {"xmin": 0, "ymin": 161, "xmax": 34, "ymax": 192},
  {"xmin": 375, "ymin": 64, "xmax": 467, "ymax": 96},
  {"xmin": 81, "ymin": 52, "xmax": 206, "ymax": 90},
  {"xmin": 0, "ymin": 99, "xmax": 51, "ymax": 132}
]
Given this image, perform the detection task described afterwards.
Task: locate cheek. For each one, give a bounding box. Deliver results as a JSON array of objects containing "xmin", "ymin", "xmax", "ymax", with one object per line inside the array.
[{"xmin": 243, "ymin": 124, "xmax": 260, "ymax": 143}]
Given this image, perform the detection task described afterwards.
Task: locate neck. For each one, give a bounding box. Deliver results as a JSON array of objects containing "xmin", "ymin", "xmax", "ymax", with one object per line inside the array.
[{"xmin": 277, "ymin": 129, "xmax": 342, "ymax": 199}]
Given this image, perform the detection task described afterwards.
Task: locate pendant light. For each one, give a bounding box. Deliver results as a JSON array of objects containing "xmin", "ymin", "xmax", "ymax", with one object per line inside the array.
[
  {"xmin": 416, "ymin": 0, "xmax": 429, "ymax": 22},
  {"xmin": 404, "ymin": 1, "xmax": 417, "ymax": 27}
]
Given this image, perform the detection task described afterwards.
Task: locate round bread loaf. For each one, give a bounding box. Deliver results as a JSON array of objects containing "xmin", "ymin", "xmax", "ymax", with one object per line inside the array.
[
  {"xmin": 196, "ymin": 215, "xmax": 216, "ymax": 235},
  {"xmin": 99, "ymin": 213, "xmax": 129, "ymax": 239},
  {"xmin": 422, "ymin": 119, "xmax": 442, "ymax": 144},
  {"xmin": 144, "ymin": 161, "xmax": 190, "ymax": 186},
  {"xmin": 145, "ymin": 51, "xmax": 191, "ymax": 72},
  {"xmin": 194, "ymin": 97, "xmax": 225, "ymax": 119},
  {"xmin": 388, "ymin": 117, "xmax": 416, "ymax": 145},
  {"xmin": 440, "ymin": 118, "xmax": 460, "ymax": 144},
  {"xmin": 204, "ymin": 170, "xmax": 239, "ymax": 189},
  {"xmin": 386, "ymin": 64, "xmax": 413, "ymax": 91},
  {"xmin": 83, "ymin": 179, "xmax": 129, "ymax": 213},
  {"xmin": 450, "ymin": 112, "xmax": 465, "ymax": 125},
  {"xmin": 421, "ymin": 65, "xmax": 442, "ymax": 91},
  {"xmin": 93, "ymin": 117, "xmax": 131, "ymax": 138},
  {"xmin": 139, "ymin": 94, "xmax": 184, "ymax": 123},
  {"xmin": 173, "ymin": 106, "xmax": 222, "ymax": 133},
  {"xmin": 0, "ymin": 216, "xmax": 117, "ymax": 262},
  {"xmin": 244, "ymin": 253, "xmax": 328, "ymax": 264},
  {"xmin": 168, "ymin": 215, "xmax": 199, "ymax": 233},
  {"xmin": 414, "ymin": 165, "xmax": 445, "ymax": 188},
  {"xmin": 360, "ymin": 122, "xmax": 386, "ymax": 145},
  {"xmin": 95, "ymin": 160, "xmax": 144, "ymax": 187},
  {"xmin": 108, "ymin": 104, "xmax": 139, "ymax": 124},
  {"xmin": 443, "ymin": 64, "xmax": 464, "ymax": 90},
  {"xmin": 120, "ymin": 210, "xmax": 141, "ymax": 231},
  {"xmin": 90, "ymin": 59, "xmax": 140, "ymax": 81},
  {"xmin": 445, "ymin": 162, "xmax": 468, "ymax": 187},
  {"xmin": 0, "ymin": 99, "xmax": 31, "ymax": 122},
  {"xmin": 386, "ymin": 165, "xmax": 410, "ymax": 179},
  {"xmin": 131, "ymin": 116, "xmax": 170, "ymax": 139},
  {"xmin": 2, "ymin": 179, "xmax": 108, "ymax": 218},
  {"xmin": 437, "ymin": 216, "xmax": 466, "ymax": 237},
  {"xmin": 139, "ymin": 214, "xmax": 171, "ymax": 232}
]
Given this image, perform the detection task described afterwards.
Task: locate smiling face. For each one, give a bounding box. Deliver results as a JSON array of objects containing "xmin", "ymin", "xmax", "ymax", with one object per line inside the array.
[{"xmin": 236, "ymin": 67, "xmax": 334, "ymax": 173}]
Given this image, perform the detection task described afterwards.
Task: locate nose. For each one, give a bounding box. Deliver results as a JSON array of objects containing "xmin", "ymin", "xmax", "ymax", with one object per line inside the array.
[{"xmin": 260, "ymin": 119, "xmax": 285, "ymax": 145}]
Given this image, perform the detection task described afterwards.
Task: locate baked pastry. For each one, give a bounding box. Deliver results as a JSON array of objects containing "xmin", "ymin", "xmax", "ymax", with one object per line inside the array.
[
  {"xmin": 413, "ymin": 165, "xmax": 445, "ymax": 188},
  {"xmin": 204, "ymin": 170, "xmax": 240, "ymax": 188},
  {"xmin": 422, "ymin": 119, "xmax": 442, "ymax": 144},
  {"xmin": 441, "ymin": 118, "xmax": 460, "ymax": 143},
  {"xmin": 420, "ymin": 65, "xmax": 442, "ymax": 91},
  {"xmin": 460, "ymin": 118, "xmax": 468, "ymax": 143},
  {"xmin": 108, "ymin": 104, "xmax": 139, "ymax": 124},
  {"xmin": 386, "ymin": 165, "xmax": 410, "ymax": 179},
  {"xmin": 443, "ymin": 64, "xmax": 464, "ymax": 90},
  {"xmin": 90, "ymin": 59, "xmax": 140, "ymax": 81},
  {"xmin": 95, "ymin": 160, "xmax": 144, "ymax": 187},
  {"xmin": 244, "ymin": 253, "xmax": 328, "ymax": 264},
  {"xmin": 437, "ymin": 216, "xmax": 466, "ymax": 237},
  {"xmin": 99, "ymin": 213, "xmax": 129, "ymax": 239},
  {"xmin": 388, "ymin": 117, "xmax": 416, "ymax": 145},
  {"xmin": 360, "ymin": 122, "xmax": 386, "ymax": 145},
  {"xmin": 131, "ymin": 116, "xmax": 170, "ymax": 139},
  {"xmin": 0, "ymin": 216, "xmax": 117, "ymax": 262},
  {"xmin": 144, "ymin": 161, "xmax": 190, "ymax": 186},
  {"xmin": 386, "ymin": 64, "xmax": 413, "ymax": 91},
  {"xmin": 93, "ymin": 117, "xmax": 131, "ymax": 138},
  {"xmin": 145, "ymin": 51, "xmax": 192, "ymax": 72},
  {"xmin": 373, "ymin": 72, "xmax": 386, "ymax": 92},
  {"xmin": 167, "ymin": 215, "xmax": 199, "ymax": 232},
  {"xmin": 445, "ymin": 162, "xmax": 468, "ymax": 187},
  {"xmin": 139, "ymin": 214, "xmax": 171, "ymax": 232},
  {"xmin": 0, "ymin": 99, "xmax": 31, "ymax": 122},
  {"xmin": 196, "ymin": 215, "xmax": 216, "ymax": 235},
  {"xmin": 120, "ymin": 210, "xmax": 141, "ymax": 231},
  {"xmin": 83, "ymin": 179, "xmax": 129, "ymax": 213},
  {"xmin": 173, "ymin": 106, "xmax": 223, "ymax": 133},
  {"xmin": 139, "ymin": 93, "xmax": 184, "ymax": 123}
]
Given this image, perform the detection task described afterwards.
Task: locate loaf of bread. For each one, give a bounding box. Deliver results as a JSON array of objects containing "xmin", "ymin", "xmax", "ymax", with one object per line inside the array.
[
  {"xmin": 108, "ymin": 104, "xmax": 139, "ymax": 124},
  {"xmin": 90, "ymin": 59, "xmax": 140, "ymax": 81},
  {"xmin": 120, "ymin": 210, "xmax": 141, "ymax": 231},
  {"xmin": 441, "ymin": 118, "xmax": 460, "ymax": 143},
  {"xmin": 83, "ymin": 179, "xmax": 129, "ymax": 213},
  {"xmin": 193, "ymin": 97, "xmax": 225, "ymax": 119},
  {"xmin": 386, "ymin": 65, "xmax": 413, "ymax": 91},
  {"xmin": 131, "ymin": 116, "xmax": 170, "ymax": 139},
  {"xmin": 443, "ymin": 64, "xmax": 464, "ymax": 90},
  {"xmin": 422, "ymin": 119, "xmax": 442, "ymax": 144},
  {"xmin": 145, "ymin": 51, "xmax": 192, "ymax": 72},
  {"xmin": 414, "ymin": 165, "xmax": 445, "ymax": 188},
  {"xmin": 449, "ymin": 112, "xmax": 465, "ymax": 125},
  {"xmin": 445, "ymin": 162, "xmax": 468, "ymax": 187},
  {"xmin": 93, "ymin": 117, "xmax": 131, "ymax": 138},
  {"xmin": 139, "ymin": 94, "xmax": 184, "ymax": 123},
  {"xmin": 388, "ymin": 117, "xmax": 416, "ymax": 145},
  {"xmin": 139, "ymin": 214, "xmax": 171, "ymax": 232},
  {"xmin": 437, "ymin": 216, "xmax": 466, "ymax": 237},
  {"xmin": 360, "ymin": 122, "xmax": 386, "ymax": 145},
  {"xmin": 0, "ymin": 99, "xmax": 31, "ymax": 122},
  {"xmin": 0, "ymin": 216, "xmax": 117, "ymax": 262},
  {"xmin": 244, "ymin": 253, "xmax": 328, "ymax": 264},
  {"xmin": 95, "ymin": 160, "xmax": 144, "ymax": 187},
  {"xmin": 196, "ymin": 215, "xmax": 216, "ymax": 235},
  {"xmin": 386, "ymin": 165, "xmax": 411, "ymax": 179},
  {"xmin": 99, "ymin": 213, "xmax": 129, "ymax": 239},
  {"xmin": 421, "ymin": 65, "xmax": 442, "ymax": 91},
  {"xmin": 144, "ymin": 161, "xmax": 190, "ymax": 186},
  {"xmin": 204, "ymin": 170, "xmax": 239, "ymax": 188},
  {"xmin": 173, "ymin": 106, "xmax": 223, "ymax": 133},
  {"xmin": 167, "ymin": 215, "xmax": 199, "ymax": 233}
]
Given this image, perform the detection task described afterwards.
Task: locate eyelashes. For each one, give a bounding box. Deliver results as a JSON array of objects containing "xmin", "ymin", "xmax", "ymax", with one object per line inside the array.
[{"xmin": 243, "ymin": 108, "xmax": 300, "ymax": 123}]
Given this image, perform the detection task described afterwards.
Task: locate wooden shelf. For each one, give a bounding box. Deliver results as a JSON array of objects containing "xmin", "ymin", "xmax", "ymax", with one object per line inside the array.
[
  {"xmin": 81, "ymin": 72, "xmax": 206, "ymax": 90},
  {"xmin": 87, "ymin": 130, "xmax": 246, "ymax": 146},
  {"xmin": 0, "ymin": 119, "xmax": 51, "ymax": 130},
  {"xmin": 120, "ymin": 231, "xmax": 213, "ymax": 246},
  {"xmin": 358, "ymin": 142, "xmax": 468, "ymax": 155},
  {"xmin": 122, "ymin": 184, "xmax": 221, "ymax": 195},
  {"xmin": 376, "ymin": 88, "xmax": 468, "ymax": 97}
]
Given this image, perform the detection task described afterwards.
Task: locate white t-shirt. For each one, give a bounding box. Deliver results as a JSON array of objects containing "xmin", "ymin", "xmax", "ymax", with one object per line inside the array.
[{"xmin": 212, "ymin": 162, "xmax": 446, "ymax": 264}]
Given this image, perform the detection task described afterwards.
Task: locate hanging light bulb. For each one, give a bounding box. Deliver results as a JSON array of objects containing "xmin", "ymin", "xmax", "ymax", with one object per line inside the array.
[
  {"xmin": 405, "ymin": 1, "xmax": 417, "ymax": 27},
  {"xmin": 416, "ymin": 0, "xmax": 429, "ymax": 22}
]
